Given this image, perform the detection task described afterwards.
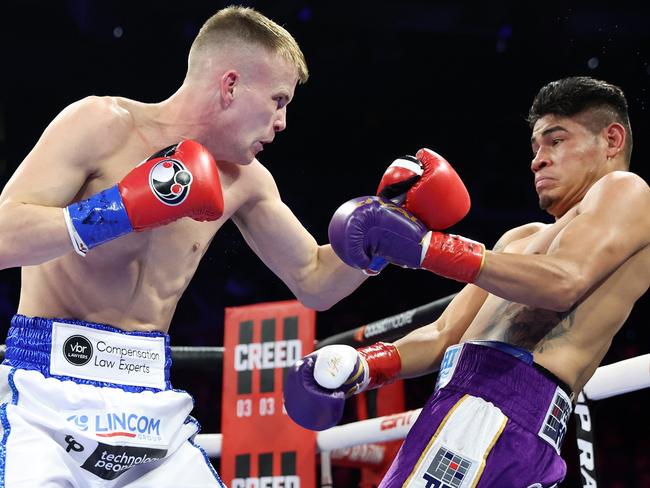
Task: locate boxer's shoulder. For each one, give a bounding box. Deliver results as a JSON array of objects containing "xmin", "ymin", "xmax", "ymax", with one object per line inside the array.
[
  {"xmin": 22, "ymin": 96, "xmax": 135, "ymax": 179},
  {"xmin": 63, "ymin": 95, "xmax": 134, "ymax": 128},
  {"xmin": 492, "ymin": 222, "xmax": 548, "ymax": 252},
  {"xmin": 234, "ymin": 158, "xmax": 281, "ymax": 203},
  {"xmin": 580, "ymin": 170, "xmax": 650, "ymax": 212},
  {"xmin": 53, "ymin": 96, "xmax": 135, "ymax": 162}
]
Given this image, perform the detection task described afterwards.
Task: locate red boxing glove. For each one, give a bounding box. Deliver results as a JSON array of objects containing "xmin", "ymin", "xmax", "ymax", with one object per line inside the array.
[
  {"xmin": 377, "ymin": 148, "xmax": 470, "ymax": 230},
  {"xmin": 377, "ymin": 148, "xmax": 482, "ymax": 282},
  {"xmin": 120, "ymin": 139, "xmax": 224, "ymax": 229},
  {"xmin": 64, "ymin": 140, "xmax": 224, "ymax": 255}
]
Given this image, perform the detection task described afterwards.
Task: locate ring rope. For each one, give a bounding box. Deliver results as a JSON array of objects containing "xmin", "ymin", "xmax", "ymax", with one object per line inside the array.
[{"xmin": 316, "ymin": 294, "xmax": 456, "ymax": 349}]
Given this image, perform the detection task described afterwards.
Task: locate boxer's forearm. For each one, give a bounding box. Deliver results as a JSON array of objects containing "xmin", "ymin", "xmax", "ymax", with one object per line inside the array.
[
  {"xmin": 392, "ymin": 322, "xmax": 450, "ymax": 378},
  {"xmin": 0, "ymin": 201, "xmax": 75, "ymax": 268},
  {"xmin": 475, "ymin": 251, "xmax": 582, "ymax": 311},
  {"xmin": 290, "ymin": 244, "xmax": 367, "ymax": 311}
]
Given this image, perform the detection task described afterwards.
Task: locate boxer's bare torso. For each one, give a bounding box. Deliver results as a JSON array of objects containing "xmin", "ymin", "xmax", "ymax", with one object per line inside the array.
[
  {"xmin": 461, "ymin": 175, "xmax": 650, "ymax": 392},
  {"xmin": 16, "ymin": 97, "xmax": 272, "ymax": 332}
]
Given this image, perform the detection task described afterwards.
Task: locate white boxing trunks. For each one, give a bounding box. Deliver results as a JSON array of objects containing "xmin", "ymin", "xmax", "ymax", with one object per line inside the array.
[{"xmin": 0, "ymin": 315, "xmax": 224, "ymax": 487}]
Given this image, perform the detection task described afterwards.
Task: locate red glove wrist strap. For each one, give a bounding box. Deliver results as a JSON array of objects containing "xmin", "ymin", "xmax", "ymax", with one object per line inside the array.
[
  {"xmin": 358, "ymin": 342, "xmax": 402, "ymax": 390},
  {"xmin": 421, "ymin": 231, "xmax": 485, "ymax": 283}
]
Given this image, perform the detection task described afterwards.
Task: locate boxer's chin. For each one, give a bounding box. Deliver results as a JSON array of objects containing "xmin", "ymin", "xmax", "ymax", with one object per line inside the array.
[{"xmin": 538, "ymin": 195, "xmax": 553, "ymax": 211}]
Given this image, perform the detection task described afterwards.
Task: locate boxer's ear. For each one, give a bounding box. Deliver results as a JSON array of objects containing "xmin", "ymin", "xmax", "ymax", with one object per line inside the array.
[{"xmin": 220, "ymin": 70, "xmax": 239, "ymax": 108}]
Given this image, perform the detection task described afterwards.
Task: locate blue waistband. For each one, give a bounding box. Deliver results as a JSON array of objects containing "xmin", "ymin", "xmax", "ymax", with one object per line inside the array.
[
  {"xmin": 3, "ymin": 315, "xmax": 173, "ymax": 392},
  {"xmin": 467, "ymin": 340, "xmax": 534, "ymax": 365}
]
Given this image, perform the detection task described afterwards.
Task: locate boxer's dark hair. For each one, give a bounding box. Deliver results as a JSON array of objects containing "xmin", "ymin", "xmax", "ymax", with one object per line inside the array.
[{"xmin": 528, "ymin": 76, "xmax": 633, "ymax": 165}]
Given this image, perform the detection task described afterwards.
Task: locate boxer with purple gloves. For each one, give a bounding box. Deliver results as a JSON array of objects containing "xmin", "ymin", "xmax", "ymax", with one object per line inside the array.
[{"xmin": 284, "ymin": 78, "xmax": 650, "ymax": 487}]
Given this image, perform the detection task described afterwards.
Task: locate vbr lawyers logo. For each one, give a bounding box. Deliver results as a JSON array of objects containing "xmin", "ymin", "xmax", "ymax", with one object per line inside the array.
[{"xmin": 63, "ymin": 335, "xmax": 93, "ymax": 366}]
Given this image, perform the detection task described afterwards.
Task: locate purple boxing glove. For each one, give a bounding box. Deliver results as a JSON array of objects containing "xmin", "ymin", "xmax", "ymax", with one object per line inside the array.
[
  {"xmin": 327, "ymin": 196, "xmax": 428, "ymax": 270},
  {"xmin": 283, "ymin": 345, "xmax": 368, "ymax": 431}
]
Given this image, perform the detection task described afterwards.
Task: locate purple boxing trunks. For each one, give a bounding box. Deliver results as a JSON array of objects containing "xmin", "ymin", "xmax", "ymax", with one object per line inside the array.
[{"xmin": 380, "ymin": 341, "xmax": 573, "ymax": 488}]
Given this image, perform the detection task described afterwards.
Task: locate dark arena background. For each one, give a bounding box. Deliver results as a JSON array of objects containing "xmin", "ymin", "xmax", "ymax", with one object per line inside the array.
[{"xmin": 3, "ymin": 1, "xmax": 649, "ymax": 486}]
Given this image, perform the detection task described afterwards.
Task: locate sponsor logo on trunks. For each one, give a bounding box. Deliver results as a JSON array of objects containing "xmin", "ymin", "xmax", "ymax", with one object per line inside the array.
[
  {"xmin": 64, "ymin": 434, "xmax": 85, "ymax": 453},
  {"xmin": 81, "ymin": 442, "xmax": 168, "ymax": 480},
  {"xmin": 67, "ymin": 412, "xmax": 162, "ymax": 441},
  {"xmin": 149, "ymin": 158, "xmax": 193, "ymax": 206},
  {"xmin": 51, "ymin": 322, "xmax": 167, "ymax": 389},
  {"xmin": 63, "ymin": 335, "xmax": 93, "ymax": 366},
  {"xmin": 575, "ymin": 392, "xmax": 598, "ymax": 487},
  {"xmin": 421, "ymin": 447, "xmax": 473, "ymax": 488},
  {"xmin": 232, "ymin": 476, "xmax": 300, "ymax": 488},
  {"xmin": 92, "ymin": 340, "xmax": 161, "ymax": 375},
  {"xmin": 538, "ymin": 386, "xmax": 572, "ymax": 454},
  {"xmin": 435, "ymin": 344, "xmax": 463, "ymax": 391},
  {"xmin": 234, "ymin": 340, "xmax": 302, "ymax": 371}
]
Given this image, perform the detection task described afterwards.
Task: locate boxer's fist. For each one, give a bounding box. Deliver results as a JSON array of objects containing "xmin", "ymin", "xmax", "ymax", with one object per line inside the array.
[
  {"xmin": 283, "ymin": 345, "xmax": 366, "ymax": 431},
  {"xmin": 283, "ymin": 343, "xmax": 401, "ymax": 431},
  {"xmin": 328, "ymin": 196, "xmax": 429, "ymax": 271},
  {"xmin": 120, "ymin": 140, "xmax": 224, "ymax": 229},
  {"xmin": 329, "ymin": 196, "xmax": 485, "ymax": 283},
  {"xmin": 64, "ymin": 140, "xmax": 224, "ymax": 255},
  {"xmin": 377, "ymin": 148, "xmax": 470, "ymax": 230}
]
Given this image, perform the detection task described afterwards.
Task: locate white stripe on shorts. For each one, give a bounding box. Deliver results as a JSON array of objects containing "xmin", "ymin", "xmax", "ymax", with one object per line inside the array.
[{"xmin": 403, "ymin": 394, "xmax": 508, "ymax": 488}]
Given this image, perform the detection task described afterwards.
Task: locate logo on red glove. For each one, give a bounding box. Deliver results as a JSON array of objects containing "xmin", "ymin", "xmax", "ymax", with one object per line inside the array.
[{"xmin": 148, "ymin": 159, "xmax": 193, "ymax": 206}]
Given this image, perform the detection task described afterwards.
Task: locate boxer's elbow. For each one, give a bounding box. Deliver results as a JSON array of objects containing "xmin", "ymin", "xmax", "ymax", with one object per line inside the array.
[
  {"xmin": 286, "ymin": 254, "xmax": 359, "ymax": 311},
  {"xmin": 293, "ymin": 290, "xmax": 337, "ymax": 311},
  {"xmin": 0, "ymin": 204, "xmax": 18, "ymax": 269},
  {"xmin": 545, "ymin": 269, "xmax": 585, "ymax": 312},
  {"xmin": 290, "ymin": 278, "xmax": 350, "ymax": 311}
]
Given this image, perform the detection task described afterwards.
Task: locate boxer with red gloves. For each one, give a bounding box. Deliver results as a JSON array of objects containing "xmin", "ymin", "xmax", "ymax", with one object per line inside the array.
[
  {"xmin": 0, "ymin": 7, "xmax": 377, "ymax": 487},
  {"xmin": 284, "ymin": 342, "xmax": 401, "ymax": 430},
  {"xmin": 64, "ymin": 139, "xmax": 224, "ymax": 255}
]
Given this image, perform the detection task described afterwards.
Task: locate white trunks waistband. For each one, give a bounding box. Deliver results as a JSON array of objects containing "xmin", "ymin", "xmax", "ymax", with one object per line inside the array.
[{"xmin": 3, "ymin": 315, "xmax": 171, "ymax": 391}]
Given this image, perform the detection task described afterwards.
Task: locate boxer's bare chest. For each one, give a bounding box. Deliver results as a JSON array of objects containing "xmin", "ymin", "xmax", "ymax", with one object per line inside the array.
[{"xmin": 463, "ymin": 208, "xmax": 579, "ymax": 349}]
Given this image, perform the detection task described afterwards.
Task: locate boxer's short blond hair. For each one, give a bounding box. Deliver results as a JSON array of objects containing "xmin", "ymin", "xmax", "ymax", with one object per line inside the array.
[{"xmin": 189, "ymin": 5, "xmax": 308, "ymax": 83}]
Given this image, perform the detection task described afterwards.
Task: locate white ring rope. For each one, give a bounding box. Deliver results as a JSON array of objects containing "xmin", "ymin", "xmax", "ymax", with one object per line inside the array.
[
  {"xmin": 195, "ymin": 353, "xmax": 650, "ymax": 458},
  {"xmin": 582, "ymin": 353, "xmax": 650, "ymax": 400}
]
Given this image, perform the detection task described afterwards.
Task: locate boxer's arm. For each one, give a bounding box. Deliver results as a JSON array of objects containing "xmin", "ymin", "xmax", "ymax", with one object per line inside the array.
[
  {"xmin": 391, "ymin": 223, "xmax": 541, "ymax": 377},
  {"xmin": 475, "ymin": 172, "xmax": 650, "ymax": 311},
  {"xmin": 0, "ymin": 97, "xmax": 128, "ymax": 268},
  {"xmin": 394, "ymin": 283, "xmax": 488, "ymax": 378},
  {"xmin": 232, "ymin": 163, "xmax": 366, "ymax": 310}
]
